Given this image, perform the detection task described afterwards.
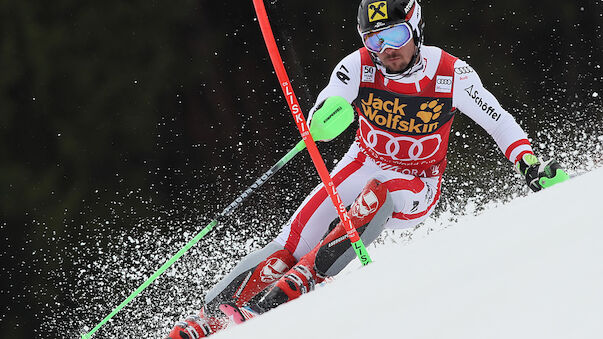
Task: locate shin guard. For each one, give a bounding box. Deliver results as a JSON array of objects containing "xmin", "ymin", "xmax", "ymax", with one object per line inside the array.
[
  {"xmin": 253, "ymin": 179, "xmax": 393, "ymax": 313},
  {"xmin": 168, "ymin": 244, "xmax": 296, "ymax": 338},
  {"xmin": 204, "ymin": 243, "xmax": 297, "ymax": 316},
  {"xmin": 230, "ymin": 248, "xmax": 296, "ymax": 306},
  {"xmin": 315, "ymin": 178, "xmax": 393, "ymax": 277}
]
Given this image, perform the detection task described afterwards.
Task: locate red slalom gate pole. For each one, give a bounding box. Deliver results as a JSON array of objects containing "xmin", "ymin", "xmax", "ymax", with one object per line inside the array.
[{"xmin": 252, "ymin": 0, "xmax": 371, "ymax": 265}]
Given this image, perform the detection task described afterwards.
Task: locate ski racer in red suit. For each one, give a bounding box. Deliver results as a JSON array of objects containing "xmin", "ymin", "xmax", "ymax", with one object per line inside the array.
[{"xmin": 166, "ymin": 0, "xmax": 569, "ymax": 337}]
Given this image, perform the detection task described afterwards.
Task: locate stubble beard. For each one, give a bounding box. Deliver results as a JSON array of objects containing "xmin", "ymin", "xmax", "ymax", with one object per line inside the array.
[{"xmin": 380, "ymin": 50, "xmax": 414, "ymax": 73}]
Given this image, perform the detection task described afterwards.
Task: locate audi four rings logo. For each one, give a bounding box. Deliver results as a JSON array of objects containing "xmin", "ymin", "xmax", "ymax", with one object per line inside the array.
[
  {"xmin": 437, "ymin": 78, "xmax": 452, "ymax": 85},
  {"xmin": 454, "ymin": 66, "xmax": 474, "ymax": 75},
  {"xmin": 359, "ymin": 117, "xmax": 442, "ymax": 161}
]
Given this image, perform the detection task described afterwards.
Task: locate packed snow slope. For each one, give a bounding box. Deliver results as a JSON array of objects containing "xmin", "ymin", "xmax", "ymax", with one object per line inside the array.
[{"xmin": 214, "ymin": 167, "xmax": 603, "ymax": 339}]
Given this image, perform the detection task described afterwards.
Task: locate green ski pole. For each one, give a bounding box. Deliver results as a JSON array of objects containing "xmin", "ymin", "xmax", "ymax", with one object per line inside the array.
[{"xmin": 81, "ymin": 97, "xmax": 354, "ymax": 338}]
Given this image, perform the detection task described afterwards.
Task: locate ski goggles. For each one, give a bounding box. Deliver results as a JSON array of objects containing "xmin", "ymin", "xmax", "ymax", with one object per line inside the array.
[{"xmin": 360, "ymin": 22, "xmax": 413, "ymax": 53}]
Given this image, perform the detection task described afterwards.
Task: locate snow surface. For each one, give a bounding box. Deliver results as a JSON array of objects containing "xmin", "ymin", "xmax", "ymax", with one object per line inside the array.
[{"xmin": 214, "ymin": 167, "xmax": 603, "ymax": 339}]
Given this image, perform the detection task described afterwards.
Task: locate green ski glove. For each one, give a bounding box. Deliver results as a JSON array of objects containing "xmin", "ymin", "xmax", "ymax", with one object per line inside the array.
[
  {"xmin": 516, "ymin": 153, "xmax": 570, "ymax": 192},
  {"xmin": 308, "ymin": 96, "xmax": 355, "ymax": 142}
]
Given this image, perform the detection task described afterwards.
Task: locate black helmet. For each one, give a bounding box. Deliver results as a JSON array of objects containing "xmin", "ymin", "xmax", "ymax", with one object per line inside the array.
[
  {"xmin": 358, "ymin": 0, "xmax": 424, "ymax": 49},
  {"xmin": 357, "ymin": 0, "xmax": 425, "ymax": 76}
]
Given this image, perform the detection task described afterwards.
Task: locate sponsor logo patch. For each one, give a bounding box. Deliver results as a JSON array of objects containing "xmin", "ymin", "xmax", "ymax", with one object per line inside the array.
[
  {"xmin": 351, "ymin": 190, "xmax": 380, "ymax": 218},
  {"xmin": 336, "ymin": 64, "xmax": 351, "ymax": 85},
  {"xmin": 454, "ymin": 66, "xmax": 475, "ymax": 75},
  {"xmin": 405, "ymin": 0, "xmax": 415, "ymax": 13},
  {"xmin": 435, "ymin": 75, "xmax": 453, "ymax": 93},
  {"xmin": 410, "ymin": 201, "xmax": 420, "ymax": 213},
  {"xmin": 362, "ymin": 65, "xmax": 376, "ymax": 83},
  {"xmin": 260, "ymin": 258, "xmax": 289, "ymax": 283},
  {"xmin": 328, "ymin": 234, "xmax": 349, "ymax": 248},
  {"xmin": 368, "ymin": 1, "xmax": 388, "ymax": 22},
  {"xmin": 359, "ymin": 93, "xmax": 452, "ymax": 135},
  {"xmin": 354, "ymin": 89, "xmax": 454, "ymax": 165},
  {"xmin": 464, "ymin": 85, "xmax": 501, "ymax": 121},
  {"xmin": 417, "ymin": 99, "xmax": 444, "ymax": 124}
]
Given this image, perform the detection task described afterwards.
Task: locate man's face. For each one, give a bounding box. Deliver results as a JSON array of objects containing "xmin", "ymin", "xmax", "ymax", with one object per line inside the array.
[{"xmin": 376, "ymin": 38, "xmax": 416, "ymax": 73}]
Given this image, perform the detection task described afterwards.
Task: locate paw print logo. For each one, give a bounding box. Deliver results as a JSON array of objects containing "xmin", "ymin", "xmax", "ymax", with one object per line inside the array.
[{"xmin": 416, "ymin": 100, "xmax": 445, "ymax": 123}]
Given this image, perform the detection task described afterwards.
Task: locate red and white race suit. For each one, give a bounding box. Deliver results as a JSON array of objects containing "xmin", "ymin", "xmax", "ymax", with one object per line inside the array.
[{"xmin": 275, "ymin": 46, "xmax": 534, "ymax": 259}]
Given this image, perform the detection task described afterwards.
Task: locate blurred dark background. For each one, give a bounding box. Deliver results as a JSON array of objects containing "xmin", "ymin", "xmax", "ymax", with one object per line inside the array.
[{"xmin": 1, "ymin": 0, "xmax": 602, "ymax": 337}]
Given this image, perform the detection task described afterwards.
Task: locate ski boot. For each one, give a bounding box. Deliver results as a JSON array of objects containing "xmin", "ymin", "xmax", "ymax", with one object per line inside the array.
[
  {"xmin": 216, "ymin": 260, "xmax": 321, "ymax": 325},
  {"xmin": 165, "ymin": 307, "xmax": 228, "ymax": 339}
]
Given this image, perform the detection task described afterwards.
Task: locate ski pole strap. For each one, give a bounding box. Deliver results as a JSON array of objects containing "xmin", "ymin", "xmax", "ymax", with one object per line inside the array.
[{"xmin": 252, "ymin": 0, "xmax": 371, "ymax": 266}]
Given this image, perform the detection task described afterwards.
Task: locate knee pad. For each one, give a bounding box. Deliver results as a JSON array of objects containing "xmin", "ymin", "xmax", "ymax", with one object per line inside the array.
[{"xmin": 314, "ymin": 179, "xmax": 393, "ymax": 277}]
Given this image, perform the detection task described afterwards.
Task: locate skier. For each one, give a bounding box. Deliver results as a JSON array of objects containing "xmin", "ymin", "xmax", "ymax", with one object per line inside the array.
[{"xmin": 167, "ymin": 0, "xmax": 569, "ymax": 337}]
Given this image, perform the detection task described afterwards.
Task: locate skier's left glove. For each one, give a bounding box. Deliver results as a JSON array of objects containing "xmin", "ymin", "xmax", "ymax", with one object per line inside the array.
[{"xmin": 516, "ymin": 153, "xmax": 570, "ymax": 192}]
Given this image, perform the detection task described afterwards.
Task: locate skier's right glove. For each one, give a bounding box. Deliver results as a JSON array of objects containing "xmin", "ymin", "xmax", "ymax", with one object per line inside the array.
[{"xmin": 516, "ymin": 153, "xmax": 570, "ymax": 192}]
